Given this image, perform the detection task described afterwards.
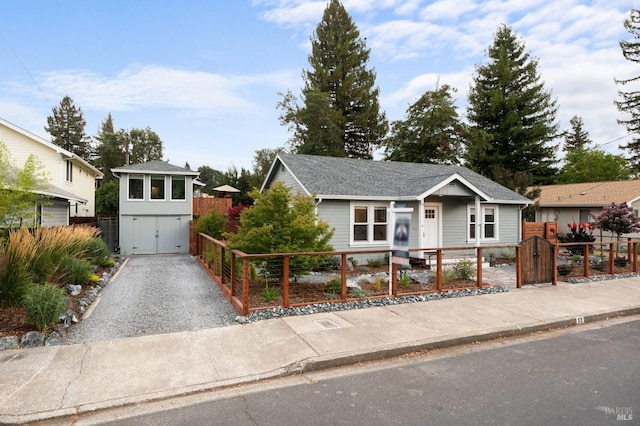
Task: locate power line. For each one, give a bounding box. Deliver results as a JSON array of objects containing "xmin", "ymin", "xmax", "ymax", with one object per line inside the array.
[{"xmin": 0, "ymin": 28, "xmax": 54, "ymax": 110}]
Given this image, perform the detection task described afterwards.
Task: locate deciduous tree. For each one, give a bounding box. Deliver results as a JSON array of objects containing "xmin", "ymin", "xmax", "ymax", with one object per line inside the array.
[
  {"xmin": 225, "ymin": 182, "xmax": 334, "ymax": 278},
  {"xmin": 0, "ymin": 142, "xmax": 50, "ymax": 228}
]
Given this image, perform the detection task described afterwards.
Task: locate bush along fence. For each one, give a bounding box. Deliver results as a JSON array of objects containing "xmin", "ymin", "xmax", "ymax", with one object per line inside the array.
[{"xmin": 555, "ymin": 240, "xmax": 639, "ymax": 279}]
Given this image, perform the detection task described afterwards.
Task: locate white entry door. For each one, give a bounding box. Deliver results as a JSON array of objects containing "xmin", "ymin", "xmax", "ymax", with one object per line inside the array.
[{"xmin": 422, "ymin": 204, "xmax": 441, "ymax": 250}]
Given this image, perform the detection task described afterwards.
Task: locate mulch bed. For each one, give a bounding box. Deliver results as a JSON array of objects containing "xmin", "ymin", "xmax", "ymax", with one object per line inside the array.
[
  {"xmin": 246, "ymin": 266, "xmax": 480, "ymax": 310},
  {"xmin": 0, "ymin": 266, "xmax": 113, "ymax": 339}
]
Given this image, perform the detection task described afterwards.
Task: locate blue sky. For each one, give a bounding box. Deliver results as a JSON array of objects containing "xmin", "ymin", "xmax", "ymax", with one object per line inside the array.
[{"xmin": 0, "ymin": 0, "xmax": 636, "ymax": 172}]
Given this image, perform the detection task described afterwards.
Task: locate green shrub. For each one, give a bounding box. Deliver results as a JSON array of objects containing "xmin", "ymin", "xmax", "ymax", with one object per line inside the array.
[
  {"xmin": 196, "ymin": 211, "xmax": 226, "ymax": 239},
  {"xmin": 58, "ymin": 255, "xmax": 93, "ymax": 285},
  {"xmin": 21, "ymin": 283, "xmax": 68, "ymax": 333},
  {"xmin": 454, "ymin": 259, "xmax": 475, "ymax": 280},
  {"xmin": 441, "ymin": 266, "xmax": 457, "ymax": 283},
  {"xmin": 399, "ymin": 270, "xmax": 411, "ymax": 287},
  {"xmin": 261, "ymin": 285, "xmax": 278, "ymax": 302},
  {"xmin": 81, "ymin": 238, "xmax": 112, "ymax": 267},
  {"xmin": 0, "ymin": 257, "xmax": 32, "ymax": 307},
  {"xmin": 366, "ymin": 258, "xmax": 383, "ymax": 267},
  {"xmin": 325, "ymin": 277, "xmax": 342, "ymax": 294}
]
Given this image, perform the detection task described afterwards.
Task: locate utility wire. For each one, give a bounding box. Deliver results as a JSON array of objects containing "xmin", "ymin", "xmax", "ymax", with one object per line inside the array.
[{"xmin": 0, "ymin": 28, "xmax": 54, "ymax": 110}]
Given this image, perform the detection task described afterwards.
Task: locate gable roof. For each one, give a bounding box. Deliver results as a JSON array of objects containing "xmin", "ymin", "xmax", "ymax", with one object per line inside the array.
[
  {"xmin": 111, "ymin": 160, "xmax": 199, "ymax": 176},
  {"xmin": 0, "ymin": 117, "xmax": 103, "ymax": 178},
  {"xmin": 535, "ymin": 180, "xmax": 640, "ymax": 208},
  {"xmin": 265, "ymin": 153, "xmax": 531, "ymax": 204}
]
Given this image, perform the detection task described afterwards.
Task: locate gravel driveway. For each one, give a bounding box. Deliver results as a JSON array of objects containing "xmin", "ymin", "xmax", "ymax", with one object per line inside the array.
[{"xmin": 67, "ymin": 255, "xmax": 238, "ymax": 344}]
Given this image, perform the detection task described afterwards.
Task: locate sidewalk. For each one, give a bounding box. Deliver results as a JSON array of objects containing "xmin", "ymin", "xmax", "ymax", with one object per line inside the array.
[{"xmin": 1, "ymin": 277, "xmax": 639, "ymax": 424}]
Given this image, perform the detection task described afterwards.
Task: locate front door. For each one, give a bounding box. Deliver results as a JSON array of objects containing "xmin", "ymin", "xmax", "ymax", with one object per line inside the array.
[{"xmin": 422, "ymin": 203, "xmax": 441, "ymax": 250}]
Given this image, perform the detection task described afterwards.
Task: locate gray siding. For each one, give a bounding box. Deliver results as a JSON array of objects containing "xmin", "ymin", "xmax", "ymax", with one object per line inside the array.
[
  {"xmin": 269, "ymin": 166, "xmax": 307, "ymax": 194},
  {"xmin": 119, "ymin": 174, "xmax": 193, "ymax": 216},
  {"xmin": 498, "ymin": 204, "xmax": 521, "ymax": 244},
  {"xmin": 440, "ymin": 199, "xmax": 468, "ymax": 246},
  {"xmin": 317, "ymin": 200, "xmax": 350, "ymax": 251}
]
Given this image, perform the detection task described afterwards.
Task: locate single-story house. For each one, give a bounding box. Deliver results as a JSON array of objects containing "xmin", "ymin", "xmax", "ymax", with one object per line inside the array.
[
  {"xmin": 262, "ymin": 153, "xmax": 532, "ymax": 262},
  {"xmin": 112, "ymin": 161, "xmax": 199, "ymax": 255},
  {"xmin": 0, "ymin": 117, "xmax": 103, "ymax": 226},
  {"xmin": 533, "ymin": 180, "xmax": 640, "ymax": 233}
]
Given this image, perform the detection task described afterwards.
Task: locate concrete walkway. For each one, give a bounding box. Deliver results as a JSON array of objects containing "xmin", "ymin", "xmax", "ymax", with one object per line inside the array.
[{"xmin": 0, "ymin": 273, "xmax": 638, "ymax": 424}]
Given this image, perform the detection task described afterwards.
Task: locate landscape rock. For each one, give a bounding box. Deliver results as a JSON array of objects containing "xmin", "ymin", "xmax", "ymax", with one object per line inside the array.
[
  {"xmin": 0, "ymin": 336, "xmax": 19, "ymax": 350},
  {"xmin": 45, "ymin": 331, "xmax": 62, "ymax": 346},
  {"xmin": 65, "ymin": 284, "xmax": 82, "ymax": 296},
  {"xmin": 21, "ymin": 331, "xmax": 45, "ymax": 348}
]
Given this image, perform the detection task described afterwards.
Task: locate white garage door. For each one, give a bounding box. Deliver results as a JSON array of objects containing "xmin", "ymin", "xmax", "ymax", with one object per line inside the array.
[{"xmin": 131, "ymin": 216, "xmax": 183, "ymax": 255}]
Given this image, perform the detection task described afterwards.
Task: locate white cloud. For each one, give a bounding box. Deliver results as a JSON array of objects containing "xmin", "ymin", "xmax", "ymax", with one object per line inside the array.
[{"xmin": 33, "ymin": 65, "xmax": 296, "ymax": 115}]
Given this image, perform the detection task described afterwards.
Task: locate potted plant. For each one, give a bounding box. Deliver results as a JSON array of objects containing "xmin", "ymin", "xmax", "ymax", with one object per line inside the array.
[
  {"xmin": 558, "ymin": 222, "xmax": 595, "ymax": 255},
  {"xmin": 595, "ymin": 202, "xmax": 640, "ymax": 267}
]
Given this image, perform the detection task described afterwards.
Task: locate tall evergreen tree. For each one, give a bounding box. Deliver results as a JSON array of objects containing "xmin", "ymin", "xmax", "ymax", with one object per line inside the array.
[
  {"xmin": 563, "ymin": 115, "xmax": 592, "ymax": 152},
  {"xmin": 93, "ymin": 113, "xmax": 124, "ymax": 182},
  {"xmin": 383, "ymin": 83, "xmax": 465, "ymax": 165},
  {"xmin": 466, "ymin": 25, "xmax": 559, "ymax": 187},
  {"xmin": 45, "ymin": 96, "xmax": 92, "ymax": 159},
  {"xmin": 615, "ymin": 8, "xmax": 640, "ymax": 173},
  {"xmin": 278, "ymin": 0, "xmax": 387, "ymax": 158}
]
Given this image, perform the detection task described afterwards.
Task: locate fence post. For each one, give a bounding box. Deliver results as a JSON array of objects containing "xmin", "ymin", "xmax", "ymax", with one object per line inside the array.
[
  {"xmin": 552, "ymin": 243, "xmax": 558, "ymax": 285},
  {"xmin": 242, "ymin": 257, "xmax": 249, "ymax": 316},
  {"xmin": 476, "ymin": 247, "xmax": 483, "ymax": 289},
  {"xmin": 436, "ymin": 249, "xmax": 443, "ymax": 292},
  {"xmin": 341, "ymin": 253, "xmax": 347, "ymax": 301},
  {"xmin": 283, "ymin": 256, "xmax": 290, "ymax": 308},
  {"xmin": 516, "ymin": 245, "xmax": 522, "ymax": 288},
  {"xmin": 608, "ymin": 243, "xmax": 615, "ymax": 275},
  {"xmin": 584, "ymin": 244, "xmax": 590, "ymax": 278},
  {"xmin": 391, "ymin": 262, "xmax": 398, "ymax": 296},
  {"xmin": 633, "ymin": 242, "xmax": 638, "ymax": 273}
]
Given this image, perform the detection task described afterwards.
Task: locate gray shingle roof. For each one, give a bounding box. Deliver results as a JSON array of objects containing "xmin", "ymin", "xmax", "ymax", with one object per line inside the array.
[
  {"xmin": 111, "ymin": 160, "xmax": 199, "ymax": 176},
  {"xmin": 275, "ymin": 154, "xmax": 530, "ymax": 203}
]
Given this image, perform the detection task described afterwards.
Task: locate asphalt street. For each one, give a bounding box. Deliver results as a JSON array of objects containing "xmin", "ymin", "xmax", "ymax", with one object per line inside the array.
[{"xmin": 66, "ymin": 255, "xmax": 238, "ymax": 343}]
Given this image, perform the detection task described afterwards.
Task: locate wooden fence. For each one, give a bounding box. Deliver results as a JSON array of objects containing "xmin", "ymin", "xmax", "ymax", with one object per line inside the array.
[
  {"xmin": 192, "ymin": 232, "xmax": 640, "ymax": 316},
  {"xmin": 192, "ymin": 197, "xmax": 232, "ymax": 218}
]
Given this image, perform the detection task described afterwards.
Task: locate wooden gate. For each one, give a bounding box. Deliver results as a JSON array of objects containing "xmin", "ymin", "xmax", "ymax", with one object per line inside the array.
[{"xmin": 521, "ymin": 236, "xmax": 555, "ymax": 285}]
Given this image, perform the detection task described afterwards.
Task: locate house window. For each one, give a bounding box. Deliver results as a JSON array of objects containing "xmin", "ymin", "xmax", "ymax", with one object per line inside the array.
[
  {"xmin": 65, "ymin": 160, "xmax": 73, "ymax": 182},
  {"xmin": 128, "ymin": 175, "xmax": 144, "ymax": 200},
  {"xmin": 351, "ymin": 204, "xmax": 388, "ymax": 244},
  {"xmin": 469, "ymin": 205, "xmax": 498, "ymax": 240},
  {"xmin": 151, "ymin": 175, "xmax": 165, "ymax": 200},
  {"xmin": 171, "ymin": 176, "xmax": 186, "ymax": 200}
]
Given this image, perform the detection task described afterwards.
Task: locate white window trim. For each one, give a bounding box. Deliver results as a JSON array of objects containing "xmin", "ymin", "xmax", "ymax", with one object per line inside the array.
[
  {"xmin": 150, "ymin": 175, "xmax": 167, "ymax": 201},
  {"xmin": 467, "ymin": 204, "xmax": 499, "ymax": 242},
  {"xmin": 170, "ymin": 176, "xmax": 187, "ymax": 201},
  {"xmin": 349, "ymin": 202, "xmax": 390, "ymax": 246},
  {"xmin": 127, "ymin": 174, "xmax": 145, "ymax": 201}
]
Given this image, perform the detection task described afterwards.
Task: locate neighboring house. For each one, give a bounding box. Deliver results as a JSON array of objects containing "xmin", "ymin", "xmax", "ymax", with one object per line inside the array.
[
  {"xmin": 0, "ymin": 117, "xmax": 103, "ymax": 226},
  {"xmin": 262, "ymin": 154, "xmax": 531, "ymax": 262},
  {"xmin": 112, "ymin": 161, "xmax": 199, "ymax": 255},
  {"xmin": 534, "ymin": 179, "xmax": 640, "ymax": 230}
]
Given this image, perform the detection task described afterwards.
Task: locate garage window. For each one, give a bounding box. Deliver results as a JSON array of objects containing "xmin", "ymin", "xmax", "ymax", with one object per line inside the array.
[
  {"xmin": 171, "ymin": 176, "xmax": 186, "ymax": 200},
  {"xmin": 151, "ymin": 175, "xmax": 165, "ymax": 200},
  {"xmin": 128, "ymin": 175, "xmax": 143, "ymax": 200}
]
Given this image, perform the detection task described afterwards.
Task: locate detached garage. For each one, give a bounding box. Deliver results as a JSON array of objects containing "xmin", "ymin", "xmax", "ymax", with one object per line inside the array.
[{"xmin": 112, "ymin": 161, "xmax": 199, "ymax": 255}]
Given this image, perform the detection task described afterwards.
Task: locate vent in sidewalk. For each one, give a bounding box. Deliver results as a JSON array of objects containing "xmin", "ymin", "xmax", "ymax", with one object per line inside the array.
[{"xmin": 314, "ymin": 319, "xmax": 341, "ymax": 329}]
